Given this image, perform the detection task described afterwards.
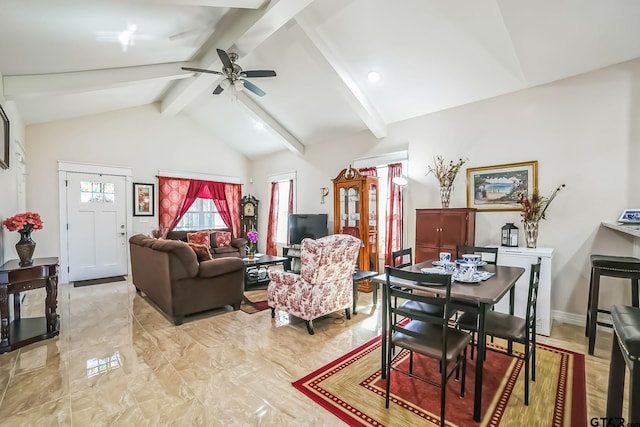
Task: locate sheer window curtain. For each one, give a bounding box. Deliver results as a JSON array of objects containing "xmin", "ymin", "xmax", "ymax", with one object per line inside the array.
[
  {"xmin": 266, "ymin": 182, "xmax": 279, "ymax": 255},
  {"xmin": 385, "ymin": 163, "xmax": 404, "ymax": 266}
]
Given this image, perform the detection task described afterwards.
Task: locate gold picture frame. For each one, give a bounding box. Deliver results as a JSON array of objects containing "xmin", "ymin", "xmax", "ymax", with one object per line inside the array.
[{"xmin": 466, "ymin": 161, "xmax": 538, "ymax": 211}]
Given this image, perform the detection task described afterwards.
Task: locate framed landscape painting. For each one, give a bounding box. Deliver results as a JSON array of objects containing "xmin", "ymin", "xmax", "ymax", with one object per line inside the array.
[
  {"xmin": 0, "ymin": 103, "xmax": 9, "ymax": 169},
  {"xmin": 133, "ymin": 182, "xmax": 154, "ymax": 216},
  {"xmin": 466, "ymin": 161, "xmax": 538, "ymax": 211}
]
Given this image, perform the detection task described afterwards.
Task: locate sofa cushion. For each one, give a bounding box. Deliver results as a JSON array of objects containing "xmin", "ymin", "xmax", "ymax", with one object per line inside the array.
[
  {"xmin": 212, "ymin": 245, "xmax": 238, "ymax": 255},
  {"xmin": 187, "ymin": 230, "xmax": 210, "ymax": 247},
  {"xmin": 189, "ymin": 243, "xmax": 213, "ymax": 262},
  {"xmin": 214, "ymin": 231, "xmax": 232, "ymax": 247}
]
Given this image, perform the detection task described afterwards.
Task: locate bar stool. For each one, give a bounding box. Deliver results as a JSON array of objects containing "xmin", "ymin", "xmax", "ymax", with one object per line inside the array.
[
  {"xmin": 586, "ymin": 254, "xmax": 640, "ymax": 355},
  {"xmin": 606, "ymin": 305, "xmax": 640, "ymax": 423}
]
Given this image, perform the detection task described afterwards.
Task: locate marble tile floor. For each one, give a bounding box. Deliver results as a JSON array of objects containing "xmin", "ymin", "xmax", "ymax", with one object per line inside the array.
[{"xmin": 0, "ymin": 279, "xmax": 626, "ymax": 426}]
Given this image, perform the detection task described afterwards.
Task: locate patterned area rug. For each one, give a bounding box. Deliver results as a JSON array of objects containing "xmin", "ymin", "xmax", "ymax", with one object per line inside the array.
[
  {"xmin": 293, "ymin": 335, "xmax": 586, "ymax": 426},
  {"xmin": 240, "ymin": 289, "xmax": 270, "ymax": 314}
]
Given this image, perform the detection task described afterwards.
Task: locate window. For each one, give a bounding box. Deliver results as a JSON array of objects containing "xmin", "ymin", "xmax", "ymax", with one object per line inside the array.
[
  {"xmin": 175, "ymin": 198, "xmax": 226, "ymax": 230},
  {"xmin": 80, "ymin": 181, "xmax": 115, "ymax": 203},
  {"xmin": 275, "ymin": 180, "xmax": 291, "ymax": 243}
]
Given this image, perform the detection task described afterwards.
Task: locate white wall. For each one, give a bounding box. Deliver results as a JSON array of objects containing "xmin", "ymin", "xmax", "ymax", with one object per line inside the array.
[
  {"xmin": 0, "ymin": 73, "xmax": 27, "ymax": 265},
  {"xmin": 252, "ymin": 59, "xmax": 640, "ymax": 318},
  {"xmin": 25, "ymin": 103, "xmax": 252, "ymax": 263}
]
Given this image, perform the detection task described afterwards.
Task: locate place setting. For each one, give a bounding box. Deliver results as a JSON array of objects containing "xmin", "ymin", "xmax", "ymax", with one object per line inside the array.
[{"xmin": 422, "ymin": 252, "xmax": 495, "ymax": 284}]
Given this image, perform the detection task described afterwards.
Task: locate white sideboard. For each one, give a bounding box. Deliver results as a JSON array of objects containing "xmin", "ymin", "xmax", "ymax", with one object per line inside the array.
[
  {"xmin": 601, "ymin": 221, "xmax": 640, "ymax": 257},
  {"xmin": 494, "ymin": 247, "xmax": 554, "ymax": 336}
]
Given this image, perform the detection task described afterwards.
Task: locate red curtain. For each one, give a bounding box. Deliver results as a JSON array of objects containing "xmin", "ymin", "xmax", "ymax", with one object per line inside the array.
[
  {"xmin": 359, "ymin": 166, "xmax": 378, "ymax": 177},
  {"xmin": 385, "ymin": 163, "xmax": 404, "ymax": 266},
  {"xmin": 266, "ymin": 182, "xmax": 279, "ymax": 255},
  {"xmin": 225, "ymin": 183, "xmax": 241, "ymax": 238},
  {"xmin": 158, "ymin": 177, "xmax": 190, "ymax": 233},
  {"xmin": 158, "ymin": 177, "xmax": 240, "ymax": 235}
]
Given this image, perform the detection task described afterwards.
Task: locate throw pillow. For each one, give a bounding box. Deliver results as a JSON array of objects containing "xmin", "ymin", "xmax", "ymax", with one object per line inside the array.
[
  {"xmin": 214, "ymin": 231, "xmax": 232, "ymax": 247},
  {"xmin": 188, "ymin": 243, "xmax": 213, "ymax": 262},
  {"xmin": 187, "ymin": 230, "xmax": 210, "ymax": 247}
]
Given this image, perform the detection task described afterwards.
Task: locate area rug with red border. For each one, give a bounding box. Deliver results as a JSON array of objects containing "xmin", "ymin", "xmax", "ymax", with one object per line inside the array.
[
  {"xmin": 293, "ymin": 335, "xmax": 587, "ymax": 426},
  {"xmin": 240, "ymin": 289, "xmax": 270, "ymax": 314}
]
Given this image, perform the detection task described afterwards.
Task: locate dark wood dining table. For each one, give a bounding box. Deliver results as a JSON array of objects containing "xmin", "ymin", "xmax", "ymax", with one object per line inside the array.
[{"xmin": 371, "ymin": 260, "xmax": 525, "ymax": 422}]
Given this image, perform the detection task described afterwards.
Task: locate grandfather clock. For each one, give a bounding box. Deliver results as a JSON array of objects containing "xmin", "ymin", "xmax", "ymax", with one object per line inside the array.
[{"xmin": 241, "ymin": 195, "xmax": 259, "ymax": 238}]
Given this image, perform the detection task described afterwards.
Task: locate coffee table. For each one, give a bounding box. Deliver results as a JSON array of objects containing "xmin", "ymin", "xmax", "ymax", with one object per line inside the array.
[{"xmin": 243, "ymin": 254, "xmax": 287, "ymax": 289}]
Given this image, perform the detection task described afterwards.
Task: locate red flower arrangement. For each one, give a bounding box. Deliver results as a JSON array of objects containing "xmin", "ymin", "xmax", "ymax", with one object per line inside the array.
[{"xmin": 3, "ymin": 212, "xmax": 44, "ymax": 233}]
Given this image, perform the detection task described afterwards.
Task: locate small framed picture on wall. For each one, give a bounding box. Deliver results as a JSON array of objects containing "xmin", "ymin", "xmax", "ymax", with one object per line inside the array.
[{"xmin": 133, "ymin": 182, "xmax": 154, "ymax": 216}]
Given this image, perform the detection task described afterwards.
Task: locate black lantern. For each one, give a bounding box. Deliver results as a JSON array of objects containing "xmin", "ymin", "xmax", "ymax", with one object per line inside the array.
[{"xmin": 501, "ymin": 223, "xmax": 519, "ymax": 247}]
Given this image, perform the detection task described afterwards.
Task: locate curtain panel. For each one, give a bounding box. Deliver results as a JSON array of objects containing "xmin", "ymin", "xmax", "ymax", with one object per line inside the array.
[
  {"xmin": 385, "ymin": 163, "xmax": 404, "ymax": 266},
  {"xmin": 158, "ymin": 176, "xmax": 241, "ymax": 236},
  {"xmin": 266, "ymin": 182, "xmax": 279, "ymax": 255}
]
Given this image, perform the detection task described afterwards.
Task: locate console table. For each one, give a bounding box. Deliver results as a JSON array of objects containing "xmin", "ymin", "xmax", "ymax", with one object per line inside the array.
[{"xmin": 0, "ymin": 257, "xmax": 60, "ymax": 354}]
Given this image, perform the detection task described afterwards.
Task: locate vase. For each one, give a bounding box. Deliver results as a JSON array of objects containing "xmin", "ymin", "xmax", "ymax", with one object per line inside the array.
[
  {"xmin": 15, "ymin": 229, "xmax": 36, "ymax": 266},
  {"xmin": 248, "ymin": 249, "xmax": 255, "ymax": 260},
  {"xmin": 440, "ymin": 186, "xmax": 452, "ymax": 208},
  {"xmin": 523, "ymin": 220, "xmax": 539, "ymax": 248}
]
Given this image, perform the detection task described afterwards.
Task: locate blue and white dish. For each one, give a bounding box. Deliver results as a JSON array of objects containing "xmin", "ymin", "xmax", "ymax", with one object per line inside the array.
[
  {"xmin": 455, "ymin": 259, "xmax": 487, "ymax": 267},
  {"xmin": 453, "ymin": 274, "xmax": 482, "ymax": 283}
]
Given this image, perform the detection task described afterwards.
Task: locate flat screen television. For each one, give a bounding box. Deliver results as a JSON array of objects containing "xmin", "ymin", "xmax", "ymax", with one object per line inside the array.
[{"xmin": 288, "ymin": 214, "xmax": 329, "ymax": 245}]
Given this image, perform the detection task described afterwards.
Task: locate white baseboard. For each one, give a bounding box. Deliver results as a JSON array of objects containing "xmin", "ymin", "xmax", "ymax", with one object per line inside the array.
[
  {"xmin": 552, "ymin": 310, "xmax": 584, "ymax": 326},
  {"xmin": 552, "ymin": 309, "xmax": 613, "ymax": 333}
]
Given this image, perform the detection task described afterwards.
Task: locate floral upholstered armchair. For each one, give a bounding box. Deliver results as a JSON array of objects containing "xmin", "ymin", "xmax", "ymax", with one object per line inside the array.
[{"xmin": 267, "ymin": 234, "xmax": 362, "ymax": 334}]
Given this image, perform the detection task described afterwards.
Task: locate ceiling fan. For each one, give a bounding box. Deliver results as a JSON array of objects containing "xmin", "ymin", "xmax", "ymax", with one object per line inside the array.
[{"xmin": 182, "ymin": 49, "xmax": 276, "ymax": 97}]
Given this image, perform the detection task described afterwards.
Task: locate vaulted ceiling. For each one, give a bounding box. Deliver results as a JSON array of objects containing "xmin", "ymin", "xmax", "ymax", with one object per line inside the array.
[{"xmin": 2, "ymin": 0, "xmax": 639, "ymax": 159}]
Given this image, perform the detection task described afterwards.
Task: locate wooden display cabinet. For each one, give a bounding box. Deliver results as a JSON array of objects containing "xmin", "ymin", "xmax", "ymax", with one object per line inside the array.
[
  {"xmin": 415, "ymin": 208, "xmax": 476, "ymax": 263},
  {"xmin": 332, "ymin": 167, "xmax": 379, "ymax": 290}
]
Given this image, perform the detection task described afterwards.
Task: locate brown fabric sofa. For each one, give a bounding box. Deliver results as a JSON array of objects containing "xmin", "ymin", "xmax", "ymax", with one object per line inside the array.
[
  {"xmin": 165, "ymin": 229, "xmax": 247, "ymax": 259},
  {"xmin": 129, "ymin": 234, "xmax": 245, "ymax": 325}
]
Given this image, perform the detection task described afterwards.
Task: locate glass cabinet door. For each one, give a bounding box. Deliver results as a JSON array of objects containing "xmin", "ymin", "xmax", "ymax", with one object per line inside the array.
[
  {"xmin": 368, "ymin": 182, "xmax": 377, "ymax": 231},
  {"xmin": 339, "ymin": 184, "xmax": 361, "ymax": 231}
]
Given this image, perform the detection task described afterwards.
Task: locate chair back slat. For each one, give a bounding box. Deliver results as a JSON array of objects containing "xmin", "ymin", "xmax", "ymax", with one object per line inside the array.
[
  {"xmin": 385, "ymin": 266, "xmax": 454, "ymax": 352},
  {"xmin": 391, "ymin": 248, "xmax": 413, "ymax": 269},
  {"xmin": 525, "ymin": 259, "xmax": 542, "ymax": 330}
]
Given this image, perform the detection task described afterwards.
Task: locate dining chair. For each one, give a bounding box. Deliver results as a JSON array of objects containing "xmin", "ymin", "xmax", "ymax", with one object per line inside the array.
[
  {"xmin": 456, "ymin": 259, "xmax": 542, "ymax": 405},
  {"xmin": 456, "ymin": 245, "xmax": 499, "ymax": 265},
  {"xmin": 384, "ymin": 267, "xmax": 472, "ymax": 427},
  {"xmin": 391, "ymin": 248, "xmax": 443, "ymax": 321},
  {"xmin": 391, "ymin": 248, "xmax": 413, "ymax": 268},
  {"xmin": 454, "ymin": 245, "xmax": 500, "ymax": 356}
]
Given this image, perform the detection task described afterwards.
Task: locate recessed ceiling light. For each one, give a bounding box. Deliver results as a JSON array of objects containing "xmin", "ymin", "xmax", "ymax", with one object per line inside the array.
[
  {"xmin": 255, "ymin": 121, "xmax": 264, "ymax": 130},
  {"xmin": 367, "ymin": 71, "xmax": 381, "ymax": 83}
]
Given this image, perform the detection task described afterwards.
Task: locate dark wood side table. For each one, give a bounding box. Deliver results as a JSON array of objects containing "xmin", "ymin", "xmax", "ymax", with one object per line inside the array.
[
  {"xmin": 0, "ymin": 257, "xmax": 60, "ymax": 354},
  {"xmin": 352, "ymin": 270, "xmax": 379, "ymax": 314}
]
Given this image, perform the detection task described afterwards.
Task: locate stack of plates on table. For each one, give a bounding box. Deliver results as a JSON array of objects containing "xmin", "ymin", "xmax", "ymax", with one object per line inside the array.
[{"xmin": 453, "ymin": 271, "xmax": 495, "ymax": 283}]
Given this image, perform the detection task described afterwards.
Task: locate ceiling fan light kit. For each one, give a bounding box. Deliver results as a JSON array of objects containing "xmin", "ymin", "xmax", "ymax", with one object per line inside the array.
[{"xmin": 182, "ymin": 48, "xmax": 276, "ymax": 97}]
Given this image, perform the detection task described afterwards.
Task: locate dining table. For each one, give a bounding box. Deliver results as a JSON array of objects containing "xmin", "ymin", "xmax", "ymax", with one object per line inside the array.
[{"xmin": 372, "ymin": 260, "xmax": 525, "ymax": 422}]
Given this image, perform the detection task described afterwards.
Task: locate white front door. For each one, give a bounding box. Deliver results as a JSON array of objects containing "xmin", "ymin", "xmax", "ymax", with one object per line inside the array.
[{"xmin": 66, "ymin": 172, "xmax": 128, "ymax": 281}]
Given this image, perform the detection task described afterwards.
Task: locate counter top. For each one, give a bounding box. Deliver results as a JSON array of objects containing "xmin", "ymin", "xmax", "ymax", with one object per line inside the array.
[{"xmin": 601, "ymin": 221, "xmax": 640, "ymax": 238}]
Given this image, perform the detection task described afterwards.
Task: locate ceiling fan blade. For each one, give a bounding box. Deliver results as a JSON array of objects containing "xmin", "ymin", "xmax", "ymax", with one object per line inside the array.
[
  {"xmin": 217, "ymin": 48, "xmax": 233, "ymax": 69},
  {"xmin": 243, "ymin": 79, "xmax": 266, "ymax": 96},
  {"xmin": 212, "ymin": 85, "xmax": 224, "ymax": 95},
  {"xmin": 242, "ymin": 70, "xmax": 277, "ymax": 78},
  {"xmin": 182, "ymin": 66, "xmax": 223, "ymax": 76}
]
